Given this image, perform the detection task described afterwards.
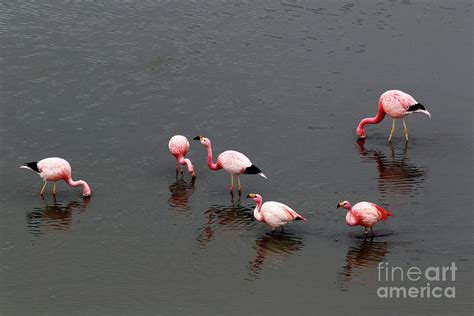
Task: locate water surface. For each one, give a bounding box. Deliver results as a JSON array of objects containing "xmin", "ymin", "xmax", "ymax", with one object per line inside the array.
[{"xmin": 0, "ymin": 1, "xmax": 472, "ymax": 315}]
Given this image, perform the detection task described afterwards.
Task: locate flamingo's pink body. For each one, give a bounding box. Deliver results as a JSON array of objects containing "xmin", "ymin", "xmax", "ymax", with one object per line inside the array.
[
  {"xmin": 215, "ymin": 150, "xmax": 252, "ymax": 175},
  {"xmin": 337, "ymin": 200, "xmax": 392, "ymax": 235},
  {"xmin": 20, "ymin": 157, "xmax": 91, "ymax": 197},
  {"xmin": 168, "ymin": 135, "xmax": 195, "ymax": 178},
  {"xmin": 248, "ymin": 194, "xmax": 306, "ymax": 231},
  {"xmin": 194, "ymin": 136, "xmax": 266, "ymax": 193},
  {"xmin": 356, "ymin": 90, "xmax": 431, "ymax": 141}
]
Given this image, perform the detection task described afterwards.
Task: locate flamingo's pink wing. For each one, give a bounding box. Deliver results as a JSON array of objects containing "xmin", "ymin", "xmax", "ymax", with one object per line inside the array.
[
  {"xmin": 280, "ymin": 204, "xmax": 306, "ymax": 221},
  {"xmin": 169, "ymin": 136, "xmax": 189, "ymax": 156},
  {"xmin": 369, "ymin": 203, "xmax": 393, "ymax": 222},
  {"xmin": 395, "ymin": 91, "xmax": 417, "ymax": 111}
]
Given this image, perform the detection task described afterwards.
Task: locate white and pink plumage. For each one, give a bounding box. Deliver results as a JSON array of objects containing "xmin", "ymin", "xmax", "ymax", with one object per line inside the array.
[
  {"xmin": 247, "ymin": 193, "xmax": 306, "ymax": 232},
  {"xmin": 356, "ymin": 90, "xmax": 431, "ymax": 141},
  {"xmin": 168, "ymin": 135, "xmax": 195, "ymax": 178},
  {"xmin": 193, "ymin": 136, "xmax": 266, "ymax": 194},
  {"xmin": 20, "ymin": 157, "xmax": 91, "ymax": 197},
  {"xmin": 337, "ymin": 201, "xmax": 392, "ymax": 236}
]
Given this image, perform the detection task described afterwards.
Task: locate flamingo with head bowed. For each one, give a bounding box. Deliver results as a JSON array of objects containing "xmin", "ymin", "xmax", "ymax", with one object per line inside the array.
[
  {"xmin": 247, "ymin": 193, "xmax": 306, "ymax": 232},
  {"xmin": 193, "ymin": 135, "xmax": 266, "ymax": 194},
  {"xmin": 20, "ymin": 157, "xmax": 91, "ymax": 197},
  {"xmin": 168, "ymin": 135, "xmax": 195, "ymax": 178},
  {"xmin": 337, "ymin": 201, "xmax": 392, "ymax": 236},
  {"xmin": 356, "ymin": 90, "xmax": 431, "ymax": 141}
]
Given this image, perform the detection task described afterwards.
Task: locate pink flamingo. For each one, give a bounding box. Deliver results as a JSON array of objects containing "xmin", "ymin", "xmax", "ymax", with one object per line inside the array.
[
  {"xmin": 20, "ymin": 157, "xmax": 91, "ymax": 197},
  {"xmin": 356, "ymin": 90, "xmax": 431, "ymax": 141},
  {"xmin": 193, "ymin": 136, "xmax": 266, "ymax": 194},
  {"xmin": 337, "ymin": 201, "xmax": 392, "ymax": 236},
  {"xmin": 247, "ymin": 193, "xmax": 306, "ymax": 232},
  {"xmin": 168, "ymin": 135, "xmax": 195, "ymax": 178}
]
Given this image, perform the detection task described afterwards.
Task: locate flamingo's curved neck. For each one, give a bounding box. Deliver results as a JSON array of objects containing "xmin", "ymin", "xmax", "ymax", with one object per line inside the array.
[
  {"xmin": 253, "ymin": 200, "xmax": 264, "ymax": 222},
  {"xmin": 357, "ymin": 101, "xmax": 386, "ymax": 136},
  {"xmin": 66, "ymin": 177, "xmax": 91, "ymax": 197},
  {"xmin": 177, "ymin": 157, "xmax": 195, "ymax": 175},
  {"xmin": 345, "ymin": 206, "xmax": 359, "ymax": 226},
  {"xmin": 206, "ymin": 143, "xmax": 221, "ymax": 171}
]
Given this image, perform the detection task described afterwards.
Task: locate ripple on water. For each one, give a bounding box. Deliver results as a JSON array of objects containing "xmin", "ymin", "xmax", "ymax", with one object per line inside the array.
[
  {"xmin": 338, "ymin": 238, "xmax": 390, "ymax": 288},
  {"xmin": 246, "ymin": 232, "xmax": 305, "ymax": 280},
  {"xmin": 356, "ymin": 139, "xmax": 426, "ymax": 200},
  {"xmin": 26, "ymin": 197, "xmax": 90, "ymax": 237},
  {"xmin": 196, "ymin": 202, "xmax": 255, "ymax": 249},
  {"xmin": 168, "ymin": 177, "xmax": 196, "ymax": 213}
]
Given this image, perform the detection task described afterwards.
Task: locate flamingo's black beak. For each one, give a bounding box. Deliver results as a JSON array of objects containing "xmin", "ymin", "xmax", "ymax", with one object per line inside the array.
[
  {"xmin": 247, "ymin": 193, "xmax": 256, "ymax": 198},
  {"xmin": 193, "ymin": 136, "xmax": 201, "ymax": 141},
  {"xmin": 337, "ymin": 202, "xmax": 343, "ymax": 208}
]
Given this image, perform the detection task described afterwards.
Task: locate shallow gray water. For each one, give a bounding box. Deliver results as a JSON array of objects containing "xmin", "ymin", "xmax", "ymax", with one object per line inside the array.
[{"xmin": 0, "ymin": 0, "xmax": 472, "ymax": 315}]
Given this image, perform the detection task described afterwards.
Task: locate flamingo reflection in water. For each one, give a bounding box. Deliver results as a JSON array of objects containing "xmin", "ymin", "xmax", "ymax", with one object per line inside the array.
[
  {"xmin": 27, "ymin": 197, "xmax": 90, "ymax": 236},
  {"xmin": 356, "ymin": 139, "xmax": 425, "ymax": 199},
  {"xmin": 168, "ymin": 177, "xmax": 195, "ymax": 212},
  {"xmin": 338, "ymin": 238, "xmax": 390, "ymax": 289},
  {"xmin": 196, "ymin": 202, "xmax": 255, "ymax": 249},
  {"xmin": 247, "ymin": 233, "xmax": 305, "ymax": 280}
]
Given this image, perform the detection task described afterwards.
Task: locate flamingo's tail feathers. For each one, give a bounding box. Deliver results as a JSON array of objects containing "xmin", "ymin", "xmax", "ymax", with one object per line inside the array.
[
  {"xmin": 20, "ymin": 162, "xmax": 40, "ymax": 173},
  {"xmin": 244, "ymin": 165, "xmax": 267, "ymax": 179},
  {"xmin": 408, "ymin": 103, "xmax": 431, "ymax": 118},
  {"xmin": 417, "ymin": 109, "xmax": 431, "ymax": 118},
  {"xmin": 372, "ymin": 203, "xmax": 392, "ymax": 222},
  {"xmin": 294, "ymin": 214, "xmax": 307, "ymax": 221}
]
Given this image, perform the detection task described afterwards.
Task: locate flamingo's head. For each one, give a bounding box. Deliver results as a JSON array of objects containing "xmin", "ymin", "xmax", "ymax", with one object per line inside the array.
[
  {"xmin": 337, "ymin": 200, "xmax": 351, "ymax": 210},
  {"xmin": 193, "ymin": 135, "xmax": 211, "ymax": 147},
  {"xmin": 247, "ymin": 193, "xmax": 262, "ymax": 203},
  {"xmin": 356, "ymin": 126, "xmax": 366, "ymax": 139},
  {"xmin": 81, "ymin": 181, "xmax": 92, "ymax": 197}
]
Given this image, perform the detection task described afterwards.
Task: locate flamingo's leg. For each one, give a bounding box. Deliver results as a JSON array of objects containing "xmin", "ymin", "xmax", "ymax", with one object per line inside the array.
[
  {"xmin": 181, "ymin": 165, "xmax": 184, "ymax": 174},
  {"xmin": 370, "ymin": 226, "xmax": 374, "ymax": 236},
  {"xmin": 53, "ymin": 181, "xmax": 57, "ymax": 195},
  {"xmin": 39, "ymin": 180, "xmax": 47, "ymax": 195},
  {"xmin": 388, "ymin": 119, "xmax": 396, "ymax": 142},
  {"xmin": 237, "ymin": 176, "xmax": 241, "ymax": 193},
  {"xmin": 230, "ymin": 175, "xmax": 234, "ymax": 192},
  {"xmin": 364, "ymin": 227, "xmax": 369, "ymax": 235},
  {"xmin": 402, "ymin": 118, "xmax": 408, "ymax": 141}
]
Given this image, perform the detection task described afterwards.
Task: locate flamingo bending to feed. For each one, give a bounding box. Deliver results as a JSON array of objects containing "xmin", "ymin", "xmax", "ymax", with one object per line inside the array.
[
  {"xmin": 193, "ymin": 136, "xmax": 266, "ymax": 194},
  {"xmin": 247, "ymin": 193, "xmax": 306, "ymax": 232},
  {"xmin": 356, "ymin": 90, "xmax": 431, "ymax": 141},
  {"xmin": 20, "ymin": 157, "xmax": 91, "ymax": 197},
  {"xmin": 168, "ymin": 135, "xmax": 195, "ymax": 178},
  {"xmin": 337, "ymin": 201, "xmax": 392, "ymax": 236}
]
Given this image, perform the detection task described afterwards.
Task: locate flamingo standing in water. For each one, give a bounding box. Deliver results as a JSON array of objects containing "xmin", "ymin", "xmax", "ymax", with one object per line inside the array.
[
  {"xmin": 168, "ymin": 135, "xmax": 195, "ymax": 178},
  {"xmin": 356, "ymin": 90, "xmax": 431, "ymax": 141},
  {"xmin": 20, "ymin": 157, "xmax": 91, "ymax": 197},
  {"xmin": 337, "ymin": 201, "xmax": 392, "ymax": 236},
  {"xmin": 247, "ymin": 193, "xmax": 306, "ymax": 232},
  {"xmin": 193, "ymin": 136, "xmax": 266, "ymax": 194}
]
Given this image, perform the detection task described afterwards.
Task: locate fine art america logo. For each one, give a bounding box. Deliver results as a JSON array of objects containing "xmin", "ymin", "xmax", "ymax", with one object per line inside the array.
[{"xmin": 377, "ymin": 262, "xmax": 457, "ymax": 299}]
